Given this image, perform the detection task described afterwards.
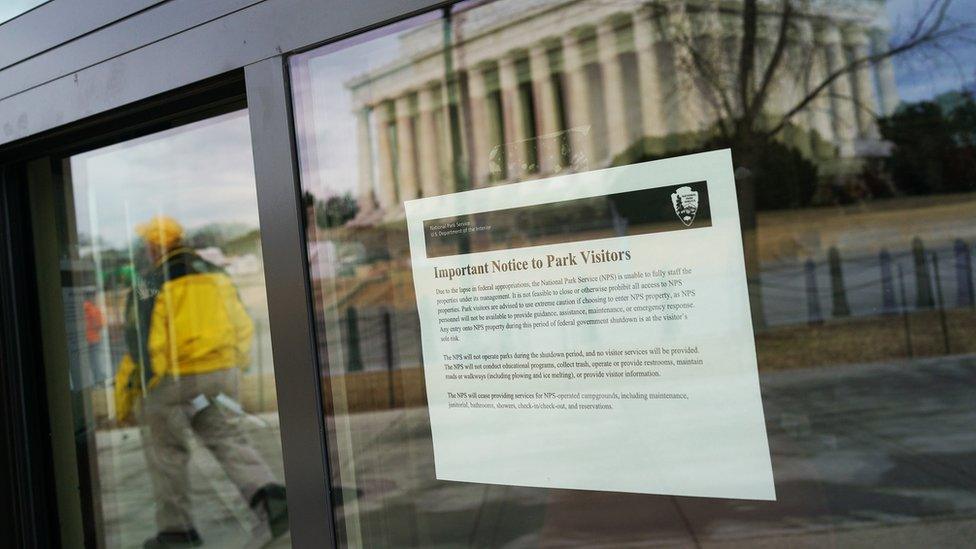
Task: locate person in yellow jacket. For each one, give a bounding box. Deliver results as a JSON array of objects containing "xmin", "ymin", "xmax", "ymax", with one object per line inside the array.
[{"xmin": 116, "ymin": 215, "xmax": 287, "ymax": 548}]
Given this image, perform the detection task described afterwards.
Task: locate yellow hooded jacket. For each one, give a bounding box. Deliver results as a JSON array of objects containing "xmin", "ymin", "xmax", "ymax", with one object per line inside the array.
[{"xmin": 122, "ymin": 247, "xmax": 253, "ymax": 393}]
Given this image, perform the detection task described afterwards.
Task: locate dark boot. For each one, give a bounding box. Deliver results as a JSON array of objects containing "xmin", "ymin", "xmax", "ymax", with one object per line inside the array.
[
  {"xmin": 143, "ymin": 529, "xmax": 203, "ymax": 548},
  {"xmin": 251, "ymin": 483, "xmax": 289, "ymax": 540}
]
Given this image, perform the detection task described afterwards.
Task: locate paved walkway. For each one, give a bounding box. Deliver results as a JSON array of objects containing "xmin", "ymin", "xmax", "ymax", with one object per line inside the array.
[
  {"xmin": 338, "ymin": 354, "xmax": 976, "ymax": 547},
  {"xmin": 96, "ymin": 414, "xmax": 290, "ymax": 548},
  {"xmin": 96, "ymin": 354, "xmax": 976, "ymax": 547}
]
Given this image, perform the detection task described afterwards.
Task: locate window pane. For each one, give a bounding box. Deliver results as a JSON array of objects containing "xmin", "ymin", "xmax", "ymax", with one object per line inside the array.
[
  {"xmin": 291, "ymin": 1, "xmax": 976, "ymax": 546},
  {"xmin": 31, "ymin": 110, "xmax": 292, "ymax": 548},
  {"xmin": 0, "ymin": 0, "xmax": 46, "ymax": 24}
]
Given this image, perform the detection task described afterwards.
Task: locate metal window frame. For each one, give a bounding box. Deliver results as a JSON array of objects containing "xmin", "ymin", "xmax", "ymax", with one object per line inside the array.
[
  {"xmin": 244, "ymin": 57, "xmax": 336, "ymax": 547},
  {"xmin": 0, "ymin": 162, "xmax": 60, "ymax": 548},
  {"xmin": 0, "ymin": 0, "xmax": 449, "ymax": 148},
  {"xmin": 0, "ymin": 1, "xmax": 451, "ymax": 547},
  {"xmin": 0, "ymin": 72, "xmax": 254, "ymax": 548}
]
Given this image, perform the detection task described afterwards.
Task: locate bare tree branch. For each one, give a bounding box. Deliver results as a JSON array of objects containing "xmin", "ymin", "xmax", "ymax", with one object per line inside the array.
[
  {"xmin": 648, "ymin": 1, "xmax": 738, "ymax": 138},
  {"xmin": 647, "ymin": 0, "xmax": 969, "ymax": 149},
  {"xmin": 766, "ymin": 0, "xmax": 967, "ymax": 138},
  {"xmin": 747, "ymin": 0, "xmax": 794, "ymax": 124},
  {"xmin": 682, "ymin": 34, "xmax": 738, "ymax": 138},
  {"xmin": 911, "ymin": 0, "xmax": 945, "ymax": 40},
  {"xmin": 738, "ymin": 0, "xmax": 759, "ymax": 112}
]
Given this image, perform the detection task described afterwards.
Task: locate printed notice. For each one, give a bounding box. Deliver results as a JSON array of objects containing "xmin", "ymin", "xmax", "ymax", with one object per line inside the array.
[{"xmin": 404, "ymin": 149, "xmax": 775, "ymax": 501}]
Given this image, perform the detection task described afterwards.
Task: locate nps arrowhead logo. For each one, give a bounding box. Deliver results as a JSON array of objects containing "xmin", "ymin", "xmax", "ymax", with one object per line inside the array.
[{"xmin": 671, "ymin": 186, "xmax": 699, "ymax": 227}]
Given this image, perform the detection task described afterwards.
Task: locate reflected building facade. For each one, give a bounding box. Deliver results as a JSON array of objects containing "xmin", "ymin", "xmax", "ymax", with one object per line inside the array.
[{"xmin": 347, "ymin": 0, "xmax": 899, "ymax": 222}]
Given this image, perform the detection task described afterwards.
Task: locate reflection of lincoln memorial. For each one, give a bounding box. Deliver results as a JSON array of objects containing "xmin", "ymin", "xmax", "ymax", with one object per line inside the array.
[{"xmin": 347, "ymin": 0, "xmax": 898, "ymax": 221}]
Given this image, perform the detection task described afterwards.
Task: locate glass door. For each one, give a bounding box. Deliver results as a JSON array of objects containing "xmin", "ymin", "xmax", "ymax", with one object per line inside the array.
[
  {"xmin": 28, "ymin": 108, "xmax": 293, "ymax": 548},
  {"xmin": 289, "ymin": 1, "xmax": 976, "ymax": 546}
]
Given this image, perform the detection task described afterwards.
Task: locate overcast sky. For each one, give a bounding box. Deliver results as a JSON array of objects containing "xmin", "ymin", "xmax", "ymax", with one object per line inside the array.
[{"xmin": 72, "ymin": 110, "xmax": 260, "ymax": 249}]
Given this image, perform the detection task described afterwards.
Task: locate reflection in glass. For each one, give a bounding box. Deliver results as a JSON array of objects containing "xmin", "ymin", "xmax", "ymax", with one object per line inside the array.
[
  {"xmin": 291, "ymin": 0, "xmax": 976, "ymax": 546},
  {"xmin": 38, "ymin": 111, "xmax": 291, "ymax": 548},
  {"xmin": 0, "ymin": 0, "xmax": 46, "ymax": 24}
]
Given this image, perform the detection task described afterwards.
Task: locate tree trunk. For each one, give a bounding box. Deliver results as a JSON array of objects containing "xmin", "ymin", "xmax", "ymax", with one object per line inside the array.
[{"xmin": 730, "ymin": 131, "xmax": 766, "ymax": 330}]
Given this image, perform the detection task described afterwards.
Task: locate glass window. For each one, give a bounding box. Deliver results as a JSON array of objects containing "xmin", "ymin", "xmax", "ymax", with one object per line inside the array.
[
  {"xmin": 0, "ymin": 0, "xmax": 46, "ymax": 24},
  {"xmin": 291, "ymin": 1, "xmax": 976, "ymax": 546},
  {"xmin": 29, "ymin": 110, "xmax": 292, "ymax": 548}
]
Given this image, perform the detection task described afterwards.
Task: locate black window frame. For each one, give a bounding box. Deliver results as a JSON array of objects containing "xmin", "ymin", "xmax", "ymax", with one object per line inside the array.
[{"xmin": 0, "ymin": 1, "xmax": 451, "ymax": 547}]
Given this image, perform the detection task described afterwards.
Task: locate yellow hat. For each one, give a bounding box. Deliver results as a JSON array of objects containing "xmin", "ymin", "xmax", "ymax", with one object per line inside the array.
[{"xmin": 136, "ymin": 215, "xmax": 184, "ymax": 250}]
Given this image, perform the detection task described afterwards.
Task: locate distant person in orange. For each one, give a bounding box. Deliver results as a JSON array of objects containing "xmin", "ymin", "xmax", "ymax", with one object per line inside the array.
[
  {"xmin": 82, "ymin": 294, "xmax": 108, "ymax": 385},
  {"xmin": 83, "ymin": 297, "xmax": 104, "ymax": 345},
  {"xmin": 115, "ymin": 214, "xmax": 287, "ymax": 548}
]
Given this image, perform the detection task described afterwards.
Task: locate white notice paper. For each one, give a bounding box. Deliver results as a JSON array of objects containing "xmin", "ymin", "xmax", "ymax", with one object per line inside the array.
[{"xmin": 404, "ymin": 149, "xmax": 775, "ymax": 500}]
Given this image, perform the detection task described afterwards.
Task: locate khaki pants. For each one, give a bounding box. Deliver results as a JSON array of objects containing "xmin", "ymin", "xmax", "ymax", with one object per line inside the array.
[{"xmin": 136, "ymin": 369, "xmax": 277, "ymax": 532}]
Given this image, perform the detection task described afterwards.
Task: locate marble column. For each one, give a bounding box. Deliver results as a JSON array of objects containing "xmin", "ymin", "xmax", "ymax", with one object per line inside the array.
[
  {"xmin": 633, "ymin": 7, "xmax": 666, "ymax": 145},
  {"xmin": 355, "ymin": 107, "xmax": 376, "ymax": 213},
  {"xmin": 467, "ymin": 68, "xmax": 491, "ymax": 186},
  {"xmin": 666, "ymin": 1, "xmax": 703, "ymax": 136},
  {"xmin": 373, "ymin": 102, "xmax": 398, "ymax": 210},
  {"xmin": 796, "ymin": 19, "xmax": 830, "ymax": 135},
  {"xmin": 818, "ymin": 24, "xmax": 857, "ymax": 157},
  {"xmin": 597, "ymin": 22, "xmax": 629, "ymax": 162},
  {"xmin": 529, "ymin": 44, "xmax": 560, "ymax": 173},
  {"xmin": 871, "ymin": 30, "xmax": 899, "ymax": 116},
  {"xmin": 806, "ymin": 38, "xmax": 837, "ymax": 151},
  {"xmin": 436, "ymin": 83, "xmax": 457, "ymax": 193},
  {"xmin": 776, "ymin": 14, "xmax": 806, "ymax": 123},
  {"xmin": 394, "ymin": 94, "xmax": 420, "ymax": 201},
  {"xmin": 689, "ymin": 1, "xmax": 724, "ymax": 126},
  {"xmin": 772, "ymin": 15, "xmax": 809, "ymax": 157},
  {"xmin": 844, "ymin": 27, "xmax": 880, "ymax": 138},
  {"xmin": 498, "ymin": 55, "xmax": 528, "ymax": 179},
  {"xmin": 417, "ymin": 85, "xmax": 441, "ymax": 198},
  {"xmin": 562, "ymin": 31, "xmax": 595, "ymax": 169}
]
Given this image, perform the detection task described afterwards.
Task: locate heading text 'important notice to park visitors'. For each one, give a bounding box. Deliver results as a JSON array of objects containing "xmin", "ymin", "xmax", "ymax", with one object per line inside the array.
[{"xmin": 404, "ymin": 149, "xmax": 775, "ymax": 501}]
